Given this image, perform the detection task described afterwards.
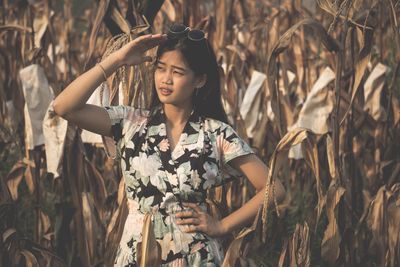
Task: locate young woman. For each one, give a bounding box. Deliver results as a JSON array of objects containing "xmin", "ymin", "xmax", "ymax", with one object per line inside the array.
[{"xmin": 53, "ymin": 24, "xmax": 285, "ymax": 267}]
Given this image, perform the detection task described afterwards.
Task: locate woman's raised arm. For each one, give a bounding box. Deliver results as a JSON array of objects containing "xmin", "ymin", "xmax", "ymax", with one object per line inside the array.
[{"xmin": 52, "ymin": 34, "xmax": 167, "ymax": 136}]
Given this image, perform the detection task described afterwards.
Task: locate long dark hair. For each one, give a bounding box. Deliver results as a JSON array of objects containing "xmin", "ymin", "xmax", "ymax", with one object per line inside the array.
[{"xmin": 149, "ymin": 33, "xmax": 228, "ymax": 124}]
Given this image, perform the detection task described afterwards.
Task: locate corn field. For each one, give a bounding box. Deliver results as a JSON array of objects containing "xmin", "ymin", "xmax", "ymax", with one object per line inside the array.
[{"xmin": 1, "ymin": 0, "xmax": 400, "ymax": 266}]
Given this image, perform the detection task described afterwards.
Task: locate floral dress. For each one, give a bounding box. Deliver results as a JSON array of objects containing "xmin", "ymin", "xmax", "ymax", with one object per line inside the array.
[{"xmin": 104, "ymin": 105, "xmax": 254, "ymax": 267}]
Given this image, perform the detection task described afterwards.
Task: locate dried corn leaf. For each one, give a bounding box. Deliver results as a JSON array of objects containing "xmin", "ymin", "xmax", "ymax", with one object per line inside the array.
[
  {"xmin": 301, "ymin": 136, "xmax": 326, "ymax": 228},
  {"xmin": 240, "ymin": 70, "xmax": 266, "ymax": 138},
  {"xmin": 321, "ymin": 183, "xmax": 345, "ymax": 265},
  {"xmin": 82, "ymin": 192, "xmax": 96, "ymax": 263},
  {"xmin": 392, "ymin": 97, "xmax": 400, "ymax": 126},
  {"xmin": 20, "ymin": 249, "xmax": 40, "ymax": 267},
  {"xmin": 6, "ymin": 161, "xmax": 26, "ymax": 201},
  {"xmin": 85, "ymin": 0, "xmax": 110, "ymax": 67},
  {"xmin": 364, "ymin": 184, "xmax": 400, "ymax": 266},
  {"xmin": 289, "ymin": 67, "xmax": 335, "ymax": 159},
  {"xmin": 38, "ymin": 209, "xmax": 51, "ymax": 243},
  {"xmin": 33, "ymin": 12, "xmax": 50, "ymax": 48},
  {"xmin": 262, "ymin": 128, "xmax": 319, "ymax": 240},
  {"xmin": 137, "ymin": 213, "xmax": 162, "ymax": 267},
  {"xmin": 85, "ymin": 158, "xmax": 107, "ymax": 213},
  {"xmin": 222, "ymin": 208, "xmax": 262, "ymax": 267},
  {"xmin": 214, "ymin": 0, "xmax": 229, "ymax": 49},
  {"xmin": 326, "ymin": 135, "xmax": 336, "ymax": 180},
  {"xmin": 317, "ymin": 0, "xmax": 375, "ymax": 30},
  {"xmin": 0, "ymin": 24, "xmax": 32, "ymax": 33},
  {"xmin": 339, "ymin": 27, "xmax": 373, "ymax": 125},
  {"xmin": 387, "ymin": 184, "xmax": 400, "ymax": 266},
  {"xmin": 23, "ymin": 166, "xmax": 34, "ymax": 194},
  {"xmin": 105, "ymin": 193, "xmax": 128, "ymax": 267},
  {"xmin": 161, "ymin": 0, "xmax": 176, "ymax": 21},
  {"xmin": 19, "ymin": 64, "xmax": 54, "ymax": 150},
  {"xmin": 42, "ymin": 101, "xmax": 68, "ymax": 178},
  {"xmin": 110, "ymin": 6, "xmax": 131, "ymax": 35},
  {"xmin": 267, "ymin": 18, "xmax": 340, "ymax": 136},
  {"xmin": 289, "ymin": 223, "xmax": 310, "ymax": 267},
  {"xmin": 363, "ymin": 63, "xmax": 388, "ymax": 121}
]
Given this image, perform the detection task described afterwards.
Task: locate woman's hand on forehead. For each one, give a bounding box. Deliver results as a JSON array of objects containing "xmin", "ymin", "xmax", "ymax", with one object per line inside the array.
[
  {"xmin": 114, "ymin": 33, "xmax": 167, "ymax": 67},
  {"xmin": 134, "ymin": 34, "xmax": 168, "ymax": 52}
]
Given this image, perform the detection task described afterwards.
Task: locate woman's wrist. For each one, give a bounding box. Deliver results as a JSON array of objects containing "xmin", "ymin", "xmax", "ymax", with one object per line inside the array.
[
  {"xmin": 99, "ymin": 52, "xmax": 124, "ymax": 77},
  {"xmin": 218, "ymin": 219, "xmax": 230, "ymax": 236}
]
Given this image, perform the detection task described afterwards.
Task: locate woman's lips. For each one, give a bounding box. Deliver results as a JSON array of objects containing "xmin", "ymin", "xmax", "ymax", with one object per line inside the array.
[{"xmin": 160, "ymin": 88, "xmax": 173, "ymax": 96}]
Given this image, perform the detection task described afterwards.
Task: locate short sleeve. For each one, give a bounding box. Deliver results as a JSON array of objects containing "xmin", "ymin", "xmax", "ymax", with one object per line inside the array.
[
  {"xmin": 217, "ymin": 123, "xmax": 254, "ymax": 183},
  {"xmin": 104, "ymin": 105, "xmax": 126, "ymax": 143},
  {"xmin": 103, "ymin": 105, "xmax": 148, "ymax": 159},
  {"xmin": 218, "ymin": 124, "xmax": 254, "ymax": 164}
]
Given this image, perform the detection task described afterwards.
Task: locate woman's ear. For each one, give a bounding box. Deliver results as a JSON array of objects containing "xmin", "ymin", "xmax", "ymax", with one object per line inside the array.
[{"xmin": 195, "ymin": 74, "xmax": 207, "ymax": 89}]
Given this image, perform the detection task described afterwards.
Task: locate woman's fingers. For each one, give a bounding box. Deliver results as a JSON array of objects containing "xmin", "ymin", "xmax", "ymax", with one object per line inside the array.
[
  {"xmin": 175, "ymin": 210, "xmax": 197, "ymax": 218},
  {"xmin": 176, "ymin": 217, "xmax": 200, "ymax": 225},
  {"xmin": 182, "ymin": 202, "xmax": 203, "ymax": 213},
  {"xmin": 132, "ymin": 33, "xmax": 167, "ymax": 51},
  {"xmin": 185, "ymin": 225, "xmax": 201, "ymax": 233}
]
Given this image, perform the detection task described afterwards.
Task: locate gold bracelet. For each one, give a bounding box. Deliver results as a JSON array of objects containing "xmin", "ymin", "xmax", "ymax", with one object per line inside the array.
[{"xmin": 97, "ymin": 63, "xmax": 108, "ymax": 82}]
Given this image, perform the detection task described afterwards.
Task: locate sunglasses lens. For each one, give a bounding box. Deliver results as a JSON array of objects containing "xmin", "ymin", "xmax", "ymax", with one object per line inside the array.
[
  {"xmin": 169, "ymin": 24, "xmax": 187, "ymax": 33},
  {"xmin": 188, "ymin": 30, "xmax": 205, "ymax": 41},
  {"xmin": 167, "ymin": 24, "xmax": 189, "ymax": 40}
]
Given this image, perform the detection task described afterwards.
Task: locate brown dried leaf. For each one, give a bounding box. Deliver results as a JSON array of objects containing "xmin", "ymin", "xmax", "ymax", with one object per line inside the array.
[
  {"xmin": 2, "ymin": 228, "xmax": 17, "ymax": 243},
  {"xmin": 301, "ymin": 136, "xmax": 326, "ymax": 228},
  {"xmin": 0, "ymin": 24, "xmax": 32, "ymax": 33},
  {"xmin": 160, "ymin": 0, "xmax": 176, "ymax": 21},
  {"xmin": 226, "ymin": 44, "xmax": 248, "ymax": 61},
  {"xmin": 392, "ymin": 97, "xmax": 400, "ymax": 126},
  {"xmin": 339, "ymin": 27, "xmax": 373, "ymax": 125},
  {"xmin": 278, "ymin": 239, "xmax": 289, "ymax": 267},
  {"xmin": 110, "ymin": 6, "xmax": 131, "ymax": 35},
  {"xmin": 38, "ymin": 210, "xmax": 51, "ymax": 242},
  {"xmin": 363, "ymin": 63, "xmax": 388, "ymax": 121},
  {"xmin": 262, "ymin": 128, "xmax": 321, "ymax": 240},
  {"xmin": 317, "ymin": 0, "xmax": 375, "ymax": 30},
  {"xmin": 85, "ymin": 0, "xmax": 110, "ymax": 67},
  {"xmin": 364, "ymin": 185, "xmax": 400, "ymax": 266},
  {"xmin": 326, "ymin": 135, "xmax": 336, "ymax": 180},
  {"xmin": 289, "ymin": 223, "xmax": 310, "ymax": 267},
  {"xmin": 214, "ymin": 0, "xmax": 229, "ymax": 49},
  {"xmin": 267, "ymin": 18, "xmax": 340, "ymax": 136},
  {"xmin": 222, "ymin": 208, "xmax": 263, "ymax": 267},
  {"xmin": 137, "ymin": 213, "xmax": 162, "ymax": 267},
  {"xmin": 225, "ymin": 65, "xmax": 238, "ymax": 110},
  {"xmin": 387, "ymin": 184, "xmax": 400, "ymax": 266},
  {"xmin": 24, "ymin": 166, "xmax": 34, "ymax": 194},
  {"xmin": 82, "ymin": 192, "xmax": 96, "ymax": 262},
  {"xmin": 321, "ymin": 183, "xmax": 346, "ymax": 265},
  {"xmin": 85, "ymin": 158, "xmax": 107, "ymax": 213},
  {"xmin": 105, "ymin": 194, "xmax": 128, "ymax": 266},
  {"xmin": 20, "ymin": 249, "xmax": 40, "ymax": 267},
  {"xmin": 6, "ymin": 161, "xmax": 26, "ymax": 201}
]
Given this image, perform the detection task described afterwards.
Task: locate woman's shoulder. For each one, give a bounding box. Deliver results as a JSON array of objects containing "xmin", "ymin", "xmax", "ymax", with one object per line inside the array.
[{"xmin": 203, "ymin": 116, "xmax": 231, "ymax": 133}]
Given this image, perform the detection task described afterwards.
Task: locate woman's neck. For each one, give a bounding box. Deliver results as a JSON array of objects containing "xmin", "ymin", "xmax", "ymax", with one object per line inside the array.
[{"xmin": 163, "ymin": 103, "xmax": 193, "ymax": 127}]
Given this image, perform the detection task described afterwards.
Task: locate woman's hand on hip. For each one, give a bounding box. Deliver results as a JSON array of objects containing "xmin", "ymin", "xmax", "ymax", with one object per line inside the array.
[
  {"xmin": 114, "ymin": 33, "xmax": 167, "ymax": 66},
  {"xmin": 175, "ymin": 202, "xmax": 226, "ymax": 237}
]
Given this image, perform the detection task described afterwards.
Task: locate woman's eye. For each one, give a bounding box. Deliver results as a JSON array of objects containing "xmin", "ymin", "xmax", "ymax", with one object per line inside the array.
[{"xmin": 174, "ymin": 71, "xmax": 183, "ymax": 75}]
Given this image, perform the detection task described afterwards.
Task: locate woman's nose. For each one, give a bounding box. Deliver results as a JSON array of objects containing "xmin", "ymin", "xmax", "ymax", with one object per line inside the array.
[{"xmin": 162, "ymin": 71, "xmax": 173, "ymax": 84}]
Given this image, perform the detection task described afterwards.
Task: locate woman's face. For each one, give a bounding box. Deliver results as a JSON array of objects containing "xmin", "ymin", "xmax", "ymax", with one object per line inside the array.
[{"xmin": 154, "ymin": 49, "xmax": 205, "ymax": 108}]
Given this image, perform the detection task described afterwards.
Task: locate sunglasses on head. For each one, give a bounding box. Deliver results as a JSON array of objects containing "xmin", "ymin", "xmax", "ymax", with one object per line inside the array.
[{"xmin": 167, "ymin": 23, "xmax": 206, "ymax": 42}]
